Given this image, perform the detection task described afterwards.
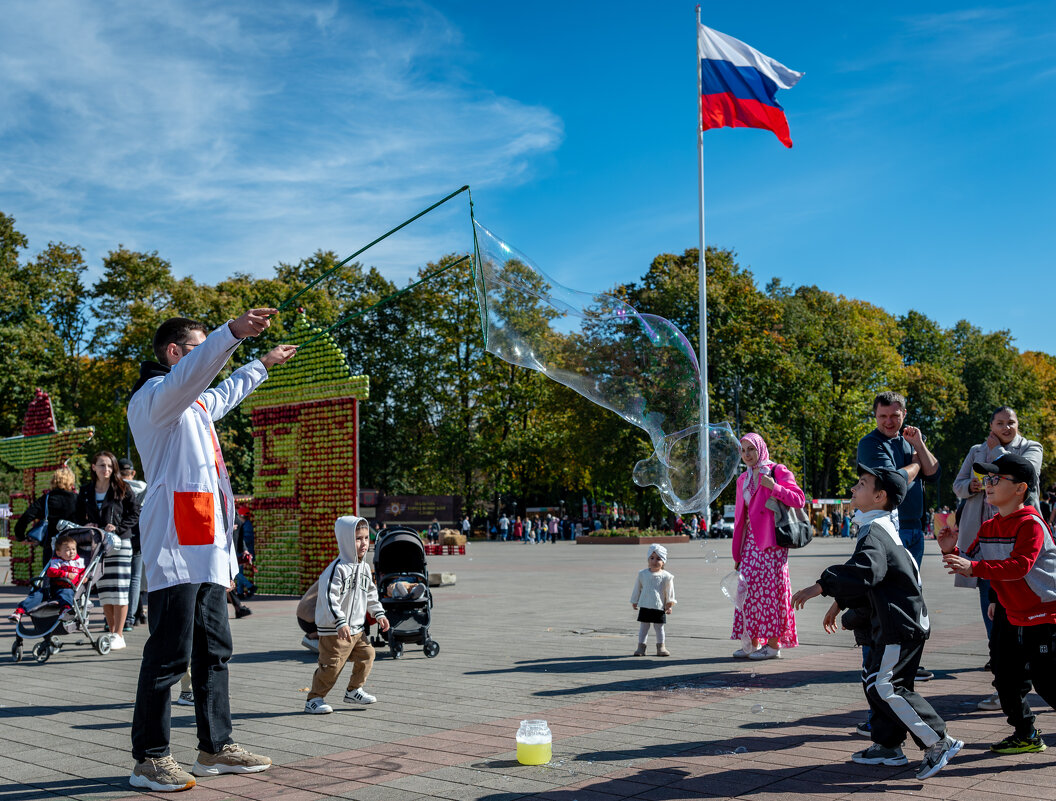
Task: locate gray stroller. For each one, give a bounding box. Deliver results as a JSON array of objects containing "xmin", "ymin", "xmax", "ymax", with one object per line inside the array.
[{"xmin": 10, "ymin": 525, "xmax": 111, "ymax": 663}]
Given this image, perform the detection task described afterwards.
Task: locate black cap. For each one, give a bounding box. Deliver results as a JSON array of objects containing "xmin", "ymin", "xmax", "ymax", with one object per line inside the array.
[
  {"xmin": 117, "ymin": 458, "xmax": 134, "ymax": 471},
  {"xmin": 857, "ymin": 463, "xmax": 908, "ymax": 507},
  {"xmin": 974, "ymin": 453, "xmax": 1037, "ymax": 489}
]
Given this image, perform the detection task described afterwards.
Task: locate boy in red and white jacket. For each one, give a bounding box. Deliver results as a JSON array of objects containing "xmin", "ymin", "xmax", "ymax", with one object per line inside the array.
[
  {"xmin": 8, "ymin": 535, "xmax": 85, "ymax": 623},
  {"xmin": 940, "ymin": 453, "xmax": 1056, "ymax": 755}
]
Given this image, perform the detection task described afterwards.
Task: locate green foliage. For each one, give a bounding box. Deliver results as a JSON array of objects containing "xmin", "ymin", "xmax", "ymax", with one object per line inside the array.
[{"xmin": 0, "ymin": 208, "xmax": 1052, "ymax": 520}]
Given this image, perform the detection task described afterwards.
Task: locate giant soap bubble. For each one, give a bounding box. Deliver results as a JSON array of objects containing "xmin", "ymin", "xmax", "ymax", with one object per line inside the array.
[{"xmin": 471, "ymin": 219, "xmax": 741, "ymax": 512}]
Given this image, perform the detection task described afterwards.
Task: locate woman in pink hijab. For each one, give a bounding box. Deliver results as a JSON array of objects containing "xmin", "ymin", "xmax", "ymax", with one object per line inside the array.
[{"xmin": 731, "ymin": 432, "xmax": 806, "ymax": 660}]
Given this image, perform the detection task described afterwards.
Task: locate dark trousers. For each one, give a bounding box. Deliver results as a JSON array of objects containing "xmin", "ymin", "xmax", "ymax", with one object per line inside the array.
[
  {"xmin": 863, "ymin": 638, "xmax": 944, "ymax": 750},
  {"xmin": 990, "ymin": 605, "xmax": 1056, "ymax": 737},
  {"xmin": 131, "ymin": 583, "xmax": 233, "ymax": 761}
]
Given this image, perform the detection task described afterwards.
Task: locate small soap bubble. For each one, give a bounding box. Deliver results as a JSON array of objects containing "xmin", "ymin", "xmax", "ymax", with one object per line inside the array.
[
  {"xmin": 703, "ymin": 549, "xmax": 718, "ymax": 564},
  {"xmin": 751, "ymin": 704, "xmax": 764, "ymax": 714},
  {"xmin": 734, "ymin": 746, "xmax": 748, "ymax": 754}
]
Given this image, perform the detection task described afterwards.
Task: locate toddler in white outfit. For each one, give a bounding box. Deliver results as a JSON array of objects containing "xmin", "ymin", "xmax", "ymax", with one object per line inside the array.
[{"xmin": 630, "ymin": 544, "xmax": 676, "ymax": 656}]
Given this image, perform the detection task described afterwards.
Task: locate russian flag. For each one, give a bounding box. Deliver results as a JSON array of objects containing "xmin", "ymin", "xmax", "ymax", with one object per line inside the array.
[{"xmin": 698, "ymin": 24, "xmax": 803, "ymax": 148}]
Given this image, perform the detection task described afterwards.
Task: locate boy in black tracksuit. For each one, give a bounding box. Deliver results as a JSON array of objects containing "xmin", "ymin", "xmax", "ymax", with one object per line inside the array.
[{"xmin": 793, "ymin": 464, "xmax": 962, "ymax": 781}]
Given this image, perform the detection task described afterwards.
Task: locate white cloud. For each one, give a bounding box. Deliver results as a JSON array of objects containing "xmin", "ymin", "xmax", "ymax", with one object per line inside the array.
[{"xmin": 0, "ymin": 0, "xmax": 563, "ymax": 284}]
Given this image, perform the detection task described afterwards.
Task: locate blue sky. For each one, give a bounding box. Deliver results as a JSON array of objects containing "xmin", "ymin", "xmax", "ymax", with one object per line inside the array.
[{"xmin": 1, "ymin": 1, "xmax": 1053, "ymax": 351}]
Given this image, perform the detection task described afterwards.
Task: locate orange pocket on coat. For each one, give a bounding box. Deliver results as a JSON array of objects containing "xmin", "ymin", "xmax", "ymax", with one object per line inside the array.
[{"xmin": 173, "ymin": 491, "xmax": 215, "ymax": 546}]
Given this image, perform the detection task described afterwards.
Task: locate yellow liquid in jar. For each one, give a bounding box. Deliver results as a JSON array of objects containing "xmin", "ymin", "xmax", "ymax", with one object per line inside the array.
[{"xmin": 516, "ymin": 741, "xmax": 552, "ymax": 765}]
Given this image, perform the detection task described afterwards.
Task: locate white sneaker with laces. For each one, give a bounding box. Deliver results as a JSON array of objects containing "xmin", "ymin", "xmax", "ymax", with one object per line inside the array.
[
  {"xmin": 109, "ymin": 634, "xmax": 127, "ymax": 650},
  {"xmin": 748, "ymin": 645, "xmax": 781, "ymax": 660},
  {"xmin": 916, "ymin": 735, "xmax": 962, "ymax": 780},
  {"xmin": 175, "ymin": 691, "xmax": 194, "ymax": 706},
  {"xmin": 344, "ymin": 687, "xmax": 377, "ymax": 705},
  {"xmin": 301, "ymin": 635, "xmax": 319, "ymax": 653},
  {"xmin": 304, "ymin": 697, "xmax": 333, "ymax": 714}
]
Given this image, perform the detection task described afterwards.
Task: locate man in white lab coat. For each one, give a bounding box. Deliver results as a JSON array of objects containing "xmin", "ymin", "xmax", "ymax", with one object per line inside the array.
[{"xmin": 127, "ymin": 309, "xmax": 296, "ymax": 793}]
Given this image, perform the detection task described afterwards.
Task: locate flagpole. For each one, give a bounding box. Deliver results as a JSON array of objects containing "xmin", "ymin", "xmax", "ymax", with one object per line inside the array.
[{"xmin": 695, "ymin": 5, "xmax": 710, "ymax": 516}]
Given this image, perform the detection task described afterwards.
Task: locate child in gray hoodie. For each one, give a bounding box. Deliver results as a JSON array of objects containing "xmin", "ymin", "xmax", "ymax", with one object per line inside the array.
[{"xmin": 304, "ymin": 516, "xmax": 389, "ymax": 714}]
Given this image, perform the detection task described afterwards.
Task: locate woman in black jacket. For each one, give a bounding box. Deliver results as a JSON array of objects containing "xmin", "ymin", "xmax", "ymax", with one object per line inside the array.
[
  {"xmin": 14, "ymin": 466, "xmax": 79, "ymax": 565},
  {"xmin": 76, "ymin": 450, "xmax": 139, "ymax": 650}
]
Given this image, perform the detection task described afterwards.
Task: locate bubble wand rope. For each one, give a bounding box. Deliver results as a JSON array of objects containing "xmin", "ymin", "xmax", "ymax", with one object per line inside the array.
[
  {"xmin": 293, "ymin": 254, "xmax": 471, "ymax": 348},
  {"xmin": 278, "ymin": 184, "xmax": 471, "ymax": 312}
]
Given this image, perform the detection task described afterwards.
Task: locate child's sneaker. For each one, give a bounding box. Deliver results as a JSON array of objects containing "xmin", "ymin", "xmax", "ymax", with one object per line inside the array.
[
  {"xmin": 851, "ymin": 743, "xmax": 908, "ymax": 765},
  {"xmin": 748, "ymin": 645, "xmax": 781, "ymax": 660},
  {"xmin": 977, "ymin": 692, "xmax": 1001, "ymax": 711},
  {"xmin": 916, "ymin": 735, "xmax": 962, "ymax": 780},
  {"xmin": 855, "ymin": 720, "xmax": 872, "ymax": 737},
  {"xmin": 991, "ymin": 729, "xmax": 1046, "ymax": 754},
  {"xmin": 129, "ymin": 755, "xmax": 196, "ymax": 792},
  {"xmin": 175, "ymin": 691, "xmax": 194, "ymax": 706},
  {"xmin": 301, "ymin": 635, "xmax": 320, "ymax": 653},
  {"xmin": 344, "ymin": 687, "xmax": 377, "ymax": 705},
  {"xmin": 408, "ymin": 584, "xmax": 426, "ymax": 600},
  {"xmin": 191, "ymin": 743, "xmax": 271, "ymax": 776},
  {"xmin": 7, "ymin": 611, "xmax": 22, "ymax": 624},
  {"xmin": 304, "ymin": 697, "xmax": 333, "ymax": 714}
]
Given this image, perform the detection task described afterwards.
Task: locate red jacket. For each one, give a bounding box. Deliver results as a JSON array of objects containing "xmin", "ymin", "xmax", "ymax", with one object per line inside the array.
[
  {"xmin": 966, "ymin": 506, "xmax": 1056, "ymax": 626},
  {"xmin": 46, "ymin": 556, "xmax": 86, "ymax": 589}
]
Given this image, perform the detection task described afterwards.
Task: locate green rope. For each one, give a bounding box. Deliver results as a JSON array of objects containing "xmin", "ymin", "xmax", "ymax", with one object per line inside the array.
[
  {"xmin": 278, "ymin": 185, "xmax": 471, "ymax": 311},
  {"xmin": 293, "ymin": 254, "xmax": 471, "ymax": 347}
]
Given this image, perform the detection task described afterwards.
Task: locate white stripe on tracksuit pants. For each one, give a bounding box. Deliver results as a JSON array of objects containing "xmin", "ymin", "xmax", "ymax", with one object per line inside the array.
[{"xmin": 863, "ymin": 639, "xmax": 944, "ymax": 750}]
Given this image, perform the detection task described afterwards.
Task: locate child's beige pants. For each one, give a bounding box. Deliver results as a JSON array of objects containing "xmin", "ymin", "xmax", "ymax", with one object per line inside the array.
[{"xmin": 308, "ymin": 632, "xmax": 375, "ymax": 700}]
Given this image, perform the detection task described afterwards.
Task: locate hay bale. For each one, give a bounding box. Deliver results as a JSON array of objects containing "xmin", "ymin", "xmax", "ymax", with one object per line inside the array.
[{"xmin": 440, "ymin": 529, "xmax": 466, "ymax": 546}]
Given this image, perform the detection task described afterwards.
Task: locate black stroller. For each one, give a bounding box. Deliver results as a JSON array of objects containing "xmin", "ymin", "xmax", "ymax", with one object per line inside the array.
[
  {"xmin": 371, "ymin": 526, "xmax": 438, "ymax": 659},
  {"xmin": 11, "ymin": 525, "xmax": 112, "ymax": 663}
]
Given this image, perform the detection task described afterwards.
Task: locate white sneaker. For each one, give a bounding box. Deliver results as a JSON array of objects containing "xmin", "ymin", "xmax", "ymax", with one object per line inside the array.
[
  {"xmin": 304, "ymin": 697, "xmax": 333, "ymax": 714},
  {"xmin": 301, "ymin": 635, "xmax": 319, "ymax": 653},
  {"xmin": 748, "ymin": 645, "xmax": 781, "ymax": 660},
  {"xmin": 732, "ymin": 646, "xmax": 757, "ymax": 658},
  {"xmin": 344, "ymin": 687, "xmax": 377, "ymax": 705},
  {"xmin": 175, "ymin": 691, "xmax": 194, "ymax": 706},
  {"xmin": 977, "ymin": 692, "xmax": 1001, "ymax": 711},
  {"xmin": 109, "ymin": 634, "xmax": 127, "ymax": 650}
]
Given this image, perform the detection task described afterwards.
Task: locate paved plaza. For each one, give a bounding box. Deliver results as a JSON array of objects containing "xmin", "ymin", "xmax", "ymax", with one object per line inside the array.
[{"xmin": 1, "ymin": 538, "xmax": 1053, "ymax": 801}]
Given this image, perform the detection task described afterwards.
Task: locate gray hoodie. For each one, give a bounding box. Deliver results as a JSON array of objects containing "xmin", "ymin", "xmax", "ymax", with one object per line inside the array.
[{"xmin": 315, "ymin": 516, "xmax": 386, "ymax": 636}]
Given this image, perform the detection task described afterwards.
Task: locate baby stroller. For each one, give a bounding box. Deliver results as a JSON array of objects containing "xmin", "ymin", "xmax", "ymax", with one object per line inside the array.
[
  {"xmin": 11, "ymin": 525, "xmax": 111, "ymax": 663},
  {"xmin": 371, "ymin": 526, "xmax": 439, "ymax": 659}
]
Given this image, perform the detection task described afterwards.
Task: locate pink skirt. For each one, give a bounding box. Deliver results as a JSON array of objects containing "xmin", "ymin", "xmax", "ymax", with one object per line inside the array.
[{"xmin": 731, "ymin": 520, "xmax": 798, "ymax": 648}]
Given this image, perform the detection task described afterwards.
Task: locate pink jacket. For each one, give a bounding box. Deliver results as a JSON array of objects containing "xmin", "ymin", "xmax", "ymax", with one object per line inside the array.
[{"xmin": 732, "ymin": 464, "xmax": 806, "ymax": 561}]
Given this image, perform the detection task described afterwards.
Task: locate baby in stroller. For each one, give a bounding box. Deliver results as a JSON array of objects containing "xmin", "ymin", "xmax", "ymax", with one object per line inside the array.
[
  {"xmin": 384, "ymin": 575, "xmax": 427, "ymax": 601},
  {"xmin": 8, "ymin": 535, "xmax": 84, "ymax": 624}
]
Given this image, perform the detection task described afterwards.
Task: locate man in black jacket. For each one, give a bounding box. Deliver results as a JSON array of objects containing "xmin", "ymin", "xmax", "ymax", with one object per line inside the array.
[{"xmin": 793, "ymin": 464, "xmax": 961, "ymax": 781}]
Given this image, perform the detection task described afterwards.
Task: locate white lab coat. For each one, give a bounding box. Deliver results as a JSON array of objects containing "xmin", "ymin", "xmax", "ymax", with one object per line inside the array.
[{"xmin": 128, "ymin": 322, "xmax": 268, "ymax": 591}]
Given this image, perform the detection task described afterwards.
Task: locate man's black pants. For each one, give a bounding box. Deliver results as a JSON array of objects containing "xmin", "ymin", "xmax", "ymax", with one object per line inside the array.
[
  {"xmin": 990, "ymin": 605, "xmax": 1056, "ymax": 737},
  {"xmin": 131, "ymin": 582, "xmax": 233, "ymax": 761}
]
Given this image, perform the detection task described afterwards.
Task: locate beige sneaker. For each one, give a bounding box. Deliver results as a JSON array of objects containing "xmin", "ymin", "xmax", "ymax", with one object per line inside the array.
[
  {"xmin": 129, "ymin": 755, "xmax": 196, "ymax": 792},
  {"xmin": 191, "ymin": 743, "xmax": 272, "ymax": 776}
]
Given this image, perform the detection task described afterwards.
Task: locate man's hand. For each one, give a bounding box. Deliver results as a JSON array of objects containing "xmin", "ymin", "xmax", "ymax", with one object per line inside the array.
[
  {"xmin": 791, "ymin": 582, "xmax": 823, "ymax": 610},
  {"xmin": 337, "ymin": 624, "xmax": 352, "ymax": 642},
  {"xmin": 822, "ymin": 601, "xmax": 840, "ymax": 634},
  {"xmin": 942, "ymin": 553, "xmax": 974, "ymax": 577},
  {"xmin": 261, "ymin": 344, "xmax": 298, "ymax": 368},
  {"xmin": 230, "ymin": 308, "xmax": 278, "ymax": 339},
  {"xmin": 902, "ymin": 425, "xmax": 925, "ymax": 449},
  {"xmin": 378, "ymin": 617, "xmax": 391, "ymax": 633},
  {"xmin": 936, "ymin": 526, "xmax": 958, "ymax": 554}
]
